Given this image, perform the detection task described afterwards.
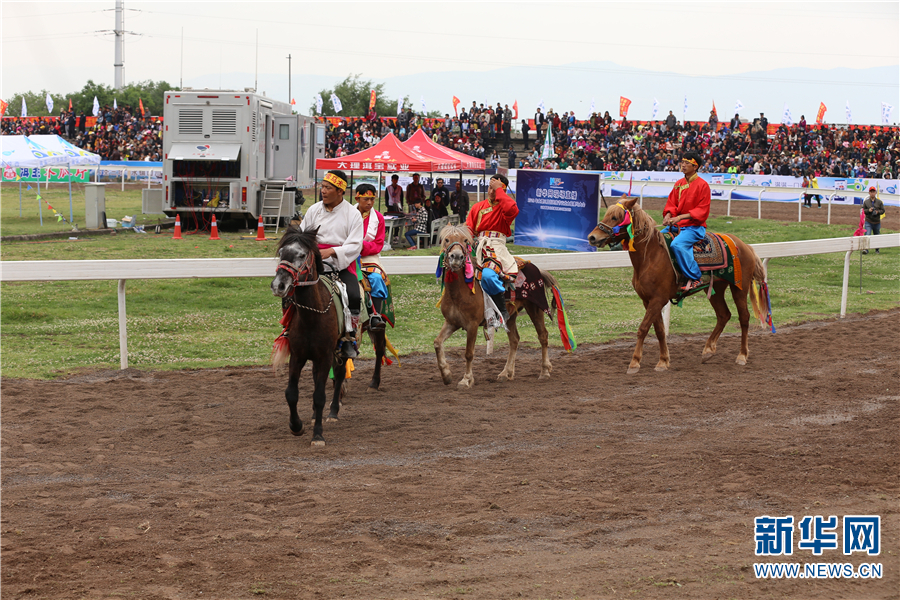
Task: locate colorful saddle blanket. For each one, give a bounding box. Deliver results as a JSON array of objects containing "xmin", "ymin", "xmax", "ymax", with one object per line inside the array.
[
  {"xmin": 663, "ymin": 230, "xmax": 743, "ymax": 288},
  {"xmin": 360, "ymin": 263, "xmax": 396, "ymax": 328}
]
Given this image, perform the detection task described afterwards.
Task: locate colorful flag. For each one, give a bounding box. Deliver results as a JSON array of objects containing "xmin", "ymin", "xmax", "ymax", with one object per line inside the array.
[
  {"xmin": 651, "ymin": 98, "xmax": 659, "ymax": 120},
  {"xmin": 619, "ymin": 96, "xmax": 632, "ymax": 118},
  {"xmin": 538, "ymin": 99, "xmax": 545, "ymax": 112},
  {"xmin": 590, "ymin": 98, "xmax": 596, "ymax": 113},
  {"xmin": 782, "ymin": 103, "xmax": 793, "ymax": 126},
  {"xmin": 735, "ymin": 99, "xmax": 744, "ymax": 113},
  {"xmin": 315, "ymin": 94, "xmax": 323, "ymax": 115},
  {"xmin": 512, "ymin": 100, "xmax": 518, "ymax": 119},
  {"xmin": 21, "ymin": 97, "xmax": 27, "ymax": 117},
  {"xmin": 882, "ymin": 101, "xmax": 894, "ymax": 125},
  {"xmin": 114, "ymin": 98, "xmax": 118, "ymax": 110},
  {"xmin": 396, "ymin": 95, "xmax": 403, "ymax": 115},
  {"xmin": 68, "ymin": 98, "xmax": 72, "ymax": 111},
  {"xmin": 452, "ymin": 96, "xmax": 461, "ymax": 117},
  {"xmin": 290, "ymin": 98, "xmax": 296, "ymax": 106},
  {"xmin": 816, "ymin": 102, "xmax": 827, "ymax": 125},
  {"xmin": 45, "ymin": 93, "xmax": 54, "ymax": 114},
  {"xmin": 0, "ymin": 99, "xmax": 8, "ymax": 117},
  {"xmin": 845, "ymin": 101, "xmax": 852, "ymax": 124},
  {"xmin": 683, "ymin": 95, "xmax": 688, "ymax": 121},
  {"xmin": 712, "ymin": 100, "xmax": 718, "ymax": 119},
  {"xmin": 139, "ymin": 98, "xmax": 146, "ymax": 116},
  {"xmin": 540, "ymin": 123, "xmax": 554, "ymax": 161},
  {"xmin": 368, "ymin": 90, "xmax": 377, "ymax": 111},
  {"xmin": 330, "ymin": 93, "xmax": 342, "ymax": 113},
  {"xmin": 420, "ymin": 95, "xmax": 426, "ymax": 113}
]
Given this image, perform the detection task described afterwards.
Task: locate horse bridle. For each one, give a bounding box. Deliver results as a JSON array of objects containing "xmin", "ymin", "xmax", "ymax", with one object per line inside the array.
[
  {"xmin": 277, "ymin": 252, "xmax": 335, "ymax": 314},
  {"xmin": 442, "ymin": 240, "xmax": 471, "ymax": 271},
  {"xmin": 594, "ymin": 203, "xmax": 646, "ymax": 248}
]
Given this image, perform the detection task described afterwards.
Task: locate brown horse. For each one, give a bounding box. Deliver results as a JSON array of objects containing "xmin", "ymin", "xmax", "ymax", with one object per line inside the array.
[
  {"xmin": 434, "ymin": 224, "xmax": 563, "ymax": 388},
  {"xmin": 270, "ymin": 227, "xmax": 386, "ymax": 445},
  {"xmin": 587, "ymin": 197, "xmax": 773, "ymax": 373}
]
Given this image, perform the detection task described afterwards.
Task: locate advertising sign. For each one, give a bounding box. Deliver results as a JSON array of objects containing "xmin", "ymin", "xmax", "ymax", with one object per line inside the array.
[{"xmin": 514, "ymin": 170, "xmax": 599, "ymax": 252}]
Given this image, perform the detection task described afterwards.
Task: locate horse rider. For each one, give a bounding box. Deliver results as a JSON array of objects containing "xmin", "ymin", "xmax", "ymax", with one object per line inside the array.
[
  {"xmin": 661, "ymin": 150, "xmax": 711, "ymax": 292},
  {"xmin": 465, "ymin": 173, "xmax": 519, "ymax": 322},
  {"xmin": 299, "ymin": 169, "xmax": 364, "ymax": 358},
  {"xmin": 354, "ymin": 183, "xmax": 387, "ymax": 330}
]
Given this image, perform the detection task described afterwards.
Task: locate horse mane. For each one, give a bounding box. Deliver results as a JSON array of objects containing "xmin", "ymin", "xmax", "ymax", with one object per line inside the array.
[
  {"xmin": 439, "ymin": 223, "xmax": 473, "ymax": 247},
  {"xmin": 276, "ymin": 225, "xmax": 324, "ymax": 276},
  {"xmin": 628, "ymin": 201, "xmax": 667, "ymax": 250}
]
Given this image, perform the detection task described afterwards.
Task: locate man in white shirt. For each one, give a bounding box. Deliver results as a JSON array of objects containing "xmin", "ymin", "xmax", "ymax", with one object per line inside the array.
[{"xmin": 300, "ymin": 170, "xmax": 364, "ymax": 358}]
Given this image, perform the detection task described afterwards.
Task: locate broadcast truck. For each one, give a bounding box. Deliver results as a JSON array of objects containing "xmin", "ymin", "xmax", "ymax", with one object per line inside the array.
[{"xmin": 161, "ymin": 89, "xmax": 325, "ymax": 232}]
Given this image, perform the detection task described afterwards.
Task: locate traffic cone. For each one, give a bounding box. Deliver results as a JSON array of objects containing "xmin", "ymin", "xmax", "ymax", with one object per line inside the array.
[
  {"xmin": 255, "ymin": 214, "xmax": 266, "ymax": 241},
  {"xmin": 209, "ymin": 214, "xmax": 221, "ymax": 240},
  {"xmin": 172, "ymin": 214, "xmax": 183, "ymax": 240}
]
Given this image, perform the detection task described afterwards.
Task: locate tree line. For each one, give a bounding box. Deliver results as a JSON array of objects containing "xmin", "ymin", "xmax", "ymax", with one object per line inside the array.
[{"xmin": 5, "ymin": 80, "xmax": 174, "ymax": 118}]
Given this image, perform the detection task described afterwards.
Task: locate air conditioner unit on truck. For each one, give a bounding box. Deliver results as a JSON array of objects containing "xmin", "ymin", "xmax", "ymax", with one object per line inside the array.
[{"xmin": 161, "ymin": 89, "xmax": 325, "ymax": 231}]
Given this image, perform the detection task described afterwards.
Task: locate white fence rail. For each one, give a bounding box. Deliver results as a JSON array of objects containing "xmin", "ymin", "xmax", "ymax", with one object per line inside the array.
[{"xmin": 2, "ymin": 233, "xmax": 897, "ymax": 369}]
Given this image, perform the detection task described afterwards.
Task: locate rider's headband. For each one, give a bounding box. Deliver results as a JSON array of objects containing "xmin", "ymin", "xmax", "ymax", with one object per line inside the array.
[
  {"xmin": 355, "ymin": 190, "xmax": 376, "ymax": 198},
  {"xmin": 323, "ymin": 173, "xmax": 347, "ymax": 192},
  {"xmin": 682, "ymin": 157, "xmax": 699, "ymax": 167}
]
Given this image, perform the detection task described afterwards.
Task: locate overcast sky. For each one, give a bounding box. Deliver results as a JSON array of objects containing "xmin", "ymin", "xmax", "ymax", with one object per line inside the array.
[{"xmin": 3, "ymin": 1, "xmax": 898, "ymax": 119}]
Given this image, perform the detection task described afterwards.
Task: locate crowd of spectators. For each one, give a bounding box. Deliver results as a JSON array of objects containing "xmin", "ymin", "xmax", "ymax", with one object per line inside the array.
[
  {"xmin": 323, "ymin": 101, "xmax": 517, "ymax": 161},
  {"xmin": 519, "ymin": 109, "xmax": 898, "ymax": 179},
  {"xmin": 1, "ymin": 105, "xmax": 163, "ymax": 161},
  {"xmin": 323, "ymin": 102, "xmax": 899, "ymax": 180}
]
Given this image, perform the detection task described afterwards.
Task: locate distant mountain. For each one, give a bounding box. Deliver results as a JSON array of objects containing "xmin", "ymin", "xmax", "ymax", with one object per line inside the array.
[{"xmin": 185, "ymin": 61, "xmax": 899, "ymax": 125}]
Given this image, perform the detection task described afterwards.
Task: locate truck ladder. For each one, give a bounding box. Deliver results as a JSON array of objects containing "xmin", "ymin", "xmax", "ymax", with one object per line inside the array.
[{"xmin": 260, "ymin": 183, "xmax": 285, "ymax": 236}]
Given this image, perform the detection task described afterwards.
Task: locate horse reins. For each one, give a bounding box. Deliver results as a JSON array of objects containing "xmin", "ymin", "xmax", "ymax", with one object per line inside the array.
[{"xmin": 278, "ymin": 254, "xmax": 334, "ymax": 314}]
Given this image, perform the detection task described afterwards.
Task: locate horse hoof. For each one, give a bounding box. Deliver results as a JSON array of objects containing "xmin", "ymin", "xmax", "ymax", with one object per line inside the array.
[
  {"xmin": 457, "ymin": 379, "xmax": 473, "ymax": 389},
  {"xmin": 736, "ymin": 356, "xmax": 747, "ymax": 366},
  {"xmin": 290, "ymin": 424, "xmax": 304, "ymax": 436},
  {"xmin": 655, "ymin": 364, "xmax": 668, "ymax": 372},
  {"xmin": 367, "ymin": 386, "xmax": 379, "ymax": 393},
  {"xmin": 497, "ymin": 370, "xmax": 513, "ymax": 381},
  {"xmin": 701, "ymin": 352, "xmax": 715, "ymax": 364},
  {"xmin": 326, "ymin": 416, "xmax": 338, "ymax": 423},
  {"xmin": 539, "ymin": 370, "xmax": 550, "ymax": 380},
  {"xmin": 441, "ymin": 374, "xmax": 452, "ymax": 386},
  {"xmin": 311, "ymin": 437, "xmax": 326, "ymax": 447},
  {"xmin": 627, "ymin": 366, "xmax": 640, "ymax": 375}
]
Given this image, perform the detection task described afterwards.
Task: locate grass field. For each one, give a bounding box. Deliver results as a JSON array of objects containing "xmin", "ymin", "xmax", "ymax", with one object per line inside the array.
[{"xmin": 2, "ymin": 183, "xmax": 898, "ymax": 379}]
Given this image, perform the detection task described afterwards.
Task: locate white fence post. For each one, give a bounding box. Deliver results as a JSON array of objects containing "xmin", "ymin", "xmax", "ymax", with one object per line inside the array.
[
  {"xmin": 757, "ymin": 189, "xmax": 764, "ymax": 219},
  {"xmin": 117, "ymin": 279, "xmax": 128, "ymax": 369},
  {"xmin": 840, "ymin": 250, "xmax": 852, "ymax": 318},
  {"xmin": 798, "ymin": 193, "xmax": 804, "ymax": 222}
]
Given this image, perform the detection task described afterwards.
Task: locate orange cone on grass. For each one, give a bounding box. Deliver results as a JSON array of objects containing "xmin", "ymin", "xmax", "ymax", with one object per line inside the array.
[
  {"xmin": 209, "ymin": 214, "xmax": 221, "ymax": 240},
  {"xmin": 172, "ymin": 214, "xmax": 183, "ymax": 240},
  {"xmin": 255, "ymin": 214, "xmax": 266, "ymax": 241}
]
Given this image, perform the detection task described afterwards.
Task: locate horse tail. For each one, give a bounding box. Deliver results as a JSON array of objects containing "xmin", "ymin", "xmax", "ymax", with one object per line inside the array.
[
  {"xmin": 748, "ymin": 257, "xmax": 776, "ymax": 333},
  {"xmin": 540, "ymin": 270, "xmax": 576, "ymax": 351}
]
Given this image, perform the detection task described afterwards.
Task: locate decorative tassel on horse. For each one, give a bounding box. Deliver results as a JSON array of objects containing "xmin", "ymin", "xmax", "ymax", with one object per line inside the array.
[
  {"xmin": 552, "ymin": 286, "xmax": 576, "ymax": 351},
  {"xmin": 612, "ymin": 204, "xmax": 636, "ymax": 251}
]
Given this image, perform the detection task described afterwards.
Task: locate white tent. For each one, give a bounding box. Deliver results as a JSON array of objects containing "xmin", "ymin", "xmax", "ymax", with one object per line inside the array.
[
  {"xmin": 28, "ymin": 135, "xmax": 102, "ymax": 222},
  {"xmin": 0, "ymin": 135, "xmax": 68, "ymax": 168}
]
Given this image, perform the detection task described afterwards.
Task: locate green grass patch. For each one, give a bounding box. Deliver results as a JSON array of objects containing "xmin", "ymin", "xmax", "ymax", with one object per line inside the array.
[{"xmin": 2, "ymin": 189, "xmax": 897, "ymax": 379}]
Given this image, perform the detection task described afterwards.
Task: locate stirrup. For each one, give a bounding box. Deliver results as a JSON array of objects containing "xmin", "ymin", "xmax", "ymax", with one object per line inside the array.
[
  {"xmin": 680, "ymin": 279, "xmax": 703, "ymax": 292},
  {"xmin": 369, "ymin": 314, "xmax": 386, "ymax": 331}
]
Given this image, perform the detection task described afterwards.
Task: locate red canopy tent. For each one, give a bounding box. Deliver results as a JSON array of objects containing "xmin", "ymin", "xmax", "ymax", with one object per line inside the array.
[
  {"xmin": 402, "ymin": 130, "xmax": 485, "ymax": 170},
  {"xmin": 316, "ymin": 132, "xmax": 460, "ymax": 173}
]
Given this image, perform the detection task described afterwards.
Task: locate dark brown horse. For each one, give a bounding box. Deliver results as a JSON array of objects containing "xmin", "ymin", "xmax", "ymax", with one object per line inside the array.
[
  {"xmin": 270, "ymin": 227, "xmax": 386, "ymax": 445},
  {"xmin": 587, "ymin": 197, "xmax": 773, "ymax": 373},
  {"xmin": 434, "ymin": 224, "xmax": 564, "ymax": 388}
]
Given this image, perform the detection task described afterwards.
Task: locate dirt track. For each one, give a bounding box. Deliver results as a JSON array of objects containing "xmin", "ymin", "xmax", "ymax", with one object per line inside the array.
[{"xmin": 2, "ymin": 309, "xmax": 898, "ymax": 599}]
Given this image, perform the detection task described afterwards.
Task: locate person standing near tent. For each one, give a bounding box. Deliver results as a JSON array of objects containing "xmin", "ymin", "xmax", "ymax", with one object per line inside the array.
[
  {"xmin": 406, "ymin": 173, "xmax": 425, "ymax": 209},
  {"xmin": 354, "ymin": 183, "xmax": 388, "ymax": 329},
  {"xmin": 466, "ymin": 173, "xmax": 519, "ymax": 323},
  {"xmin": 384, "ymin": 174, "xmax": 404, "ymax": 215},
  {"xmin": 299, "ymin": 170, "xmax": 364, "ymax": 358}
]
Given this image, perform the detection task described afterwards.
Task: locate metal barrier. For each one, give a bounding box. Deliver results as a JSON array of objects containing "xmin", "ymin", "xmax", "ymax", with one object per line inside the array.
[{"xmin": 2, "ymin": 234, "xmax": 897, "ymax": 370}]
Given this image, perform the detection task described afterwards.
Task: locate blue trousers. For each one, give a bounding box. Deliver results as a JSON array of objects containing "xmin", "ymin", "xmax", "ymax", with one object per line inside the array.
[
  {"xmin": 662, "ymin": 225, "xmax": 705, "ymax": 281},
  {"xmin": 480, "ymin": 266, "xmax": 505, "ymax": 295}
]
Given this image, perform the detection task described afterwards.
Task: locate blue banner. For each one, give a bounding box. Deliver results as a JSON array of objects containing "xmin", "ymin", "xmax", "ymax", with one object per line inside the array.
[{"xmin": 514, "ymin": 170, "xmax": 598, "ymax": 252}]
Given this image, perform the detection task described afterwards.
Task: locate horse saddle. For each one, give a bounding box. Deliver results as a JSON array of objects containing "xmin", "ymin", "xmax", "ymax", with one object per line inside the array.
[{"xmin": 663, "ymin": 231, "xmax": 744, "ymax": 292}]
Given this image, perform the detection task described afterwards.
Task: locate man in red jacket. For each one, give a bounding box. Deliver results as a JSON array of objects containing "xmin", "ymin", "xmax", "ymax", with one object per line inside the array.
[
  {"xmin": 662, "ymin": 151, "xmax": 711, "ymax": 292},
  {"xmin": 466, "ymin": 174, "xmax": 519, "ymax": 322}
]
